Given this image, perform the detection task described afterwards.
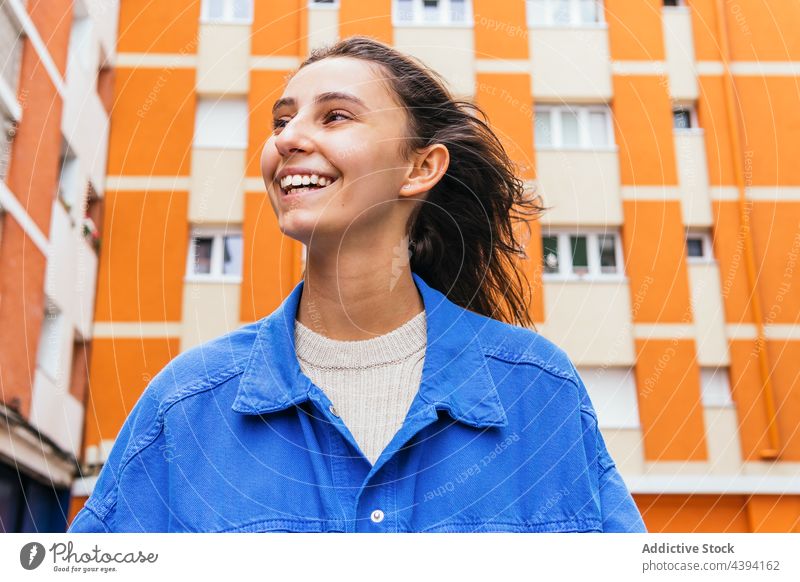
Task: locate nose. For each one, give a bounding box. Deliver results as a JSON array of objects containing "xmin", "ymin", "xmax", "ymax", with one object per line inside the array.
[{"xmin": 273, "ymin": 110, "xmax": 316, "ymax": 158}]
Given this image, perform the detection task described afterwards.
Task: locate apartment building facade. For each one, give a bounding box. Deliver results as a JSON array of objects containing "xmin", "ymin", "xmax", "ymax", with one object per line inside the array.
[
  {"xmin": 0, "ymin": 0, "xmax": 117, "ymax": 531},
  {"xmin": 67, "ymin": 0, "xmax": 799, "ymax": 532}
]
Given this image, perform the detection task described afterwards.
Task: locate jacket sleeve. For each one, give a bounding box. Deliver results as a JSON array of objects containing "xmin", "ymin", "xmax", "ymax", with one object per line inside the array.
[{"xmin": 67, "ymin": 378, "xmax": 172, "ymax": 533}]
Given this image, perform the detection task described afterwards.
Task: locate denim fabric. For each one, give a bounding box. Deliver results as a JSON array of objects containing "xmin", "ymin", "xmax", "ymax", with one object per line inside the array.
[{"xmin": 69, "ymin": 271, "xmax": 647, "ymax": 533}]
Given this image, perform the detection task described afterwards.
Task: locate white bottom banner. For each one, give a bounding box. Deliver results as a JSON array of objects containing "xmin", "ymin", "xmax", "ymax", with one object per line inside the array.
[{"xmin": 1, "ymin": 533, "xmax": 797, "ymax": 581}]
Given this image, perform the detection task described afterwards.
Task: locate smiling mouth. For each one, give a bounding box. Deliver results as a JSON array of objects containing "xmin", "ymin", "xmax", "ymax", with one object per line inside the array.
[{"xmin": 279, "ymin": 177, "xmax": 340, "ymax": 197}]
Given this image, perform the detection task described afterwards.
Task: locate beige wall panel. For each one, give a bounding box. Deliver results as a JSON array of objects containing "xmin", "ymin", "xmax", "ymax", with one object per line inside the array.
[
  {"xmin": 688, "ymin": 263, "xmax": 730, "ymax": 366},
  {"xmin": 189, "ymin": 148, "xmax": 246, "ymax": 223},
  {"xmin": 703, "ymin": 407, "xmax": 744, "ymax": 474},
  {"xmin": 540, "ymin": 281, "xmax": 636, "ymax": 366},
  {"xmin": 603, "ymin": 428, "xmax": 645, "ymax": 476},
  {"xmin": 394, "ymin": 27, "xmax": 474, "ymax": 98},
  {"xmin": 536, "ymin": 150, "xmax": 623, "ymax": 226},
  {"xmin": 197, "ymin": 24, "xmax": 251, "ymax": 95},
  {"xmin": 308, "ymin": 5, "xmax": 339, "ymax": 52},
  {"xmin": 530, "ymin": 28, "xmax": 612, "ymax": 101},
  {"xmin": 663, "ymin": 8, "xmax": 698, "ymax": 100},
  {"xmin": 675, "ymin": 131, "xmax": 712, "ymax": 226},
  {"xmin": 181, "ymin": 282, "xmax": 241, "ymax": 350}
]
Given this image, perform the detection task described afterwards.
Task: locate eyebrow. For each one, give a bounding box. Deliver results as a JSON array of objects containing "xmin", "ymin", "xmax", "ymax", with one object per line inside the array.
[{"xmin": 271, "ymin": 91, "xmax": 368, "ymax": 114}]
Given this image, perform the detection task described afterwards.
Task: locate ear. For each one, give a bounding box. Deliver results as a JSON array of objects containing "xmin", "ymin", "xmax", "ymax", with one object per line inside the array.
[{"xmin": 400, "ymin": 143, "xmax": 449, "ymax": 198}]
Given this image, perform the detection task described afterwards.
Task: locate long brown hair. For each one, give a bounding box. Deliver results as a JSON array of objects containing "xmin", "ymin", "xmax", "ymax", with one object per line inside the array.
[{"xmin": 298, "ymin": 35, "xmax": 544, "ymax": 328}]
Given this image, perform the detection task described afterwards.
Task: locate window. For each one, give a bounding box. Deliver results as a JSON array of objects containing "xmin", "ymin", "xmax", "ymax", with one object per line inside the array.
[
  {"xmin": 686, "ymin": 230, "xmax": 713, "ymax": 262},
  {"xmin": 393, "ymin": 0, "xmax": 472, "ymax": 25},
  {"xmin": 36, "ymin": 301, "xmax": 63, "ymax": 382},
  {"xmin": 663, "ymin": 0, "xmax": 685, "ymax": 7},
  {"xmin": 187, "ymin": 228, "xmax": 243, "ymax": 281},
  {"xmin": 527, "ymin": 0, "xmax": 604, "ymax": 27},
  {"xmin": 700, "ymin": 367, "xmax": 733, "ymax": 407},
  {"xmin": 201, "ymin": 0, "xmax": 253, "ymax": 23},
  {"xmin": 541, "ymin": 231, "xmax": 624, "ymax": 279},
  {"xmin": 194, "ymin": 98, "xmax": 249, "ymax": 149},
  {"xmin": 535, "ymin": 105, "xmax": 614, "ymax": 149},
  {"xmin": 672, "ymin": 105, "xmax": 698, "ymax": 131},
  {"xmin": 56, "ymin": 140, "xmax": 81, "ymax": 211},
  {"xmin": 577, "ymin": 367, "xmax": 640, "ymax": 428}
]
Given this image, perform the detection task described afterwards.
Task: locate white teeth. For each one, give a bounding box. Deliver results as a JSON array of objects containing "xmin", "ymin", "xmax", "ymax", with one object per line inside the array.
[{"xmin": 279, "ymin": 173, "xmax": 336, "ymax": 190}]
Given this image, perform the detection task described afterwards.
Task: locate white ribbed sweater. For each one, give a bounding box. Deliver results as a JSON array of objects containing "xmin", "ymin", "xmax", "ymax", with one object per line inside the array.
[{"xmin": 294, "ymin": 310, "xmax": 427, "ymax": 465}]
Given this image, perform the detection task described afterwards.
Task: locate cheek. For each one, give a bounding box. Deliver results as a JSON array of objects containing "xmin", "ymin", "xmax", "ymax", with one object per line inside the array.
[{"xmin": 260, "ymin": 138, "xmax": 277, "ymax": 179}]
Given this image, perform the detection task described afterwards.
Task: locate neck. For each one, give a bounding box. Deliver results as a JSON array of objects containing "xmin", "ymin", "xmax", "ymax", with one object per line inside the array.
[{"xmin": 296, "ymin": 255, "xmax": 423, "ymax": 341}]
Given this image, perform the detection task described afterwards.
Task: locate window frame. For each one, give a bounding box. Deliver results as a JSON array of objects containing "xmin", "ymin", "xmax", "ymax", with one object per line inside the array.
[
  {"xmin": 200, "ymin": 0, "xmax": 254, "ymax": 24},
  {"xmin": 535, "ymin": 104, "xmax": 616, "ymax": 150},
  {"xmin": 185, "ymin": 227, "xmax": 244, "ymax": 283},
  {"xmin": 526, "ymin": 0, "xmax": 606, "ymax": 28},
  {"xmin": 392, "ymin": 0, "xmax": 474, "ymax": 27},
  {"xmin": 541, "ymin": 230, "xmax": 625, "ymax": 281}
]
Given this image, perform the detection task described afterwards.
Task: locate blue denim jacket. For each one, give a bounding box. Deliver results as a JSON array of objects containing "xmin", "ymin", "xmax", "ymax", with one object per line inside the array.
[{"xmin": 69, "ymin": 271, "xmax": 646, "ymax": 533}]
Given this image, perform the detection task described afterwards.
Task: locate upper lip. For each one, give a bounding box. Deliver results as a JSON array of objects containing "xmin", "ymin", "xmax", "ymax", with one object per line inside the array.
[{"xmin": 276, "ymin": 166, "xmax": 339, "ymax": 183}]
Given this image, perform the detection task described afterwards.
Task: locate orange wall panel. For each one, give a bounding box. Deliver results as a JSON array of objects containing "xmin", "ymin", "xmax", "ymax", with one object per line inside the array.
[
  {"xmin": 117, "ymin": 0, "xmax": 200, "ymax": 54},
  {"xmin": 83, "ymin": 338, "xmax": 180, "ymax": 449},
  {"xmin": 634, "ymin": 339, "xmax": 707, "ymax": 461},
  {"xmin": 107, "ymin": 68, "xmax": 196, "ymax": 176},
  {"xmin": 339, "ymin": 0, "xmax": 393, "ymax": 45},
  {"xmin": 689, "ymin": 0, "xmax": 722, "ymax": 61},
  {"xmin": 635, "ymin": 494, "xmax": 750, "ymax": 532},
  {"xmin": 251, "ymin": 0, "xmax": 304, "ymax": 56},
  {"xmin": 697, "ymin": 75, "xmax": 736, "ymax": 186},
  {"xmin": 240, "ymin": 192, "xmax": 300, "ymax": 322},
  {"xmin": 728, "ymin": 339, "xmax": 800, "ymax": 461},
  {"xmin": 622, "ymin": 200, "xmax": 693, "ymax": 323},
  {"xmin": 0, "ymin": 222, "xmax": 46, "ymax": 418},
  {"xmin": 93, "ymin": 191, "xmax": 189, "ymax": 322},
  {"xmin": 736, "ymin": 77, "xmax": 800, "ymax": 186},
  {"xmin": 746, "ymin": 495, "xmax": 800, "ymax": 533},
  {"xmin": 247, "ymin": 70, "xmax": 294, "ymax": 178},
  {"xmin": 605, "ymin": 0, "xmax": 665, "ymax": 61},
  {"xmin": 27, "ymin": 0, "xmax": 73, "ymax": 77},
  {"xmin": 473, "ymin": 0, "xmax": 529, "ymax": 60},
  {"xmin": 475, "ymin": 73, "xmax": 535, "ymax": 181},
  {"xmin": 710, "ymin": 201, "xmax": 752, "ymax": 323},
  {"xmin": 612, "ymin": 75, "xmax": 677, "ymax": 186},
  {"xmin": 724, "ymin": 0, "xmax": 800, "ymax": 61}
]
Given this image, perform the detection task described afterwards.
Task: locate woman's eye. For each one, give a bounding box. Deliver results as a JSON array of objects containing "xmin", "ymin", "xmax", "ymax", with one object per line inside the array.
[{"xmin": 271, "ymin": 110, "xmax": 350, "ymax": 132}]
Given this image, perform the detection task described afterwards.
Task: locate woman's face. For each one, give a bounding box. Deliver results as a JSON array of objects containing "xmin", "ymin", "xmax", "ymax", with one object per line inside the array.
[{"xmin": 261, "ymin": 57, "xmax": 415, "ymax": 248}]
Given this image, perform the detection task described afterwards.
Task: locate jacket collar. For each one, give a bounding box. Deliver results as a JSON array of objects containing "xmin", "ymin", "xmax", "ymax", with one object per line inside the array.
[{"xmin": 231, "ymin": 271, "xmax": 508, "ymax": 428}]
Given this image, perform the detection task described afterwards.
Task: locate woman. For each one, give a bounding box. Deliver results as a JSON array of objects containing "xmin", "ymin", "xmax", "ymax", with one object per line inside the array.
[{"xmin": 69, "ymin": 36, "xmax": 646, "ymax": 533}]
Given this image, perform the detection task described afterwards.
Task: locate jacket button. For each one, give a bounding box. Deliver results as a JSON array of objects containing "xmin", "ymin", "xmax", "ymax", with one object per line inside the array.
[
  {"xmin": 370, "ymin": 509, "xmax": 384, "ymax": 523},
  {"xmin": 329, "ymin": 404, "xmax": 339, "ymax": 417}
]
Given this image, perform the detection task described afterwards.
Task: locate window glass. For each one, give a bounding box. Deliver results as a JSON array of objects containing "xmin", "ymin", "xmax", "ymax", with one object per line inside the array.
[
  {"xmin": 579, "ymin": 0, "xmax": 598, "ymax": 23},
  {"xmin": 535, "ymin": 110, "xmax": 552, "ymax": 146},
  {"xmin": 194, "ymin": 237, "xmax": 214, "ymax": 274},
  {"xmin": 570, "ymin": 235, "xmax": 589, "ymax": 274},
  {"xmin": 561, "ymin": 110, "xmax": 580, "ymax": 147},
  {"xmin": 589, "ymin": 111, "xmax": 608, "ymax": 146},
  {"xmin": 529, "ymin": 0, "xmax": 548, "ymax": 24},
  {"xmin": 687, "ymin": 237, "xmax": 704, "ymax": 257},
  {"xmin": 673, "ymin": 108, "xmax": 692, "ymax": 129},
  {"xmin": 206, "ymin": 0, "xmax": 225, "ymax": 19},
  {"xmin": 553, "ymin": 0, "xmax": 571, "ymax": 24},
  {"xmin": 397, "ymin": 0, "xmax": 413, "ymax": 20},
  {"xmin": 222, "ymin": 235, "xmax": 243, "ymax": 275},
  {"xmin": 423, "ymin": 0, "xmax": 439, "ymax": 22},
  {"xmin": 450, "ymin": 0, "xmax": 466, "ymax": 22},
  {"xmin": 232, "ymin": 0, "xmax": 251, "ymax": 19},
  {"xmin": 599, "ymin": 234, "xmax": 617, "ymax": 273},
  {"xmin": 542, "ymin": 236, "xmax": 560, "ymax": 273},
  {"xmin": 194, "ymin": 98, "xmax": 249, "ymax": 149}
]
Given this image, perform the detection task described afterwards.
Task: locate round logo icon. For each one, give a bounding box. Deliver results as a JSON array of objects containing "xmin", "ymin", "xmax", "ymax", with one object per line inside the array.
[{"xmin": 20, "ymin": 542, "xmax": 46, "ymax": 570}]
